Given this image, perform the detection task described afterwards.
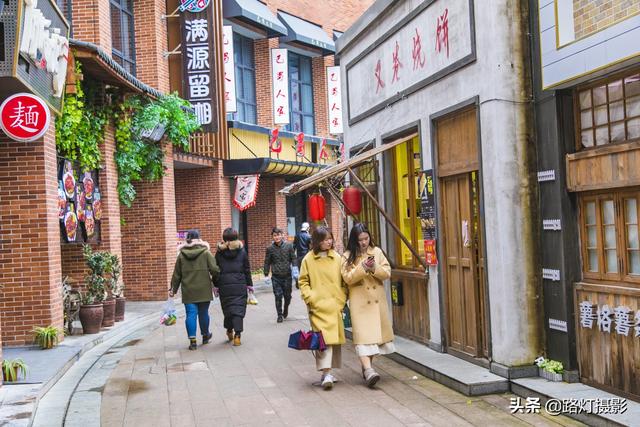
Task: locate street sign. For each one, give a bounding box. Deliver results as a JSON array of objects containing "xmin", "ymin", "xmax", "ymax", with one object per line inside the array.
[{"xmin": 0, "ymin": 93, "xmax": 51, "ymax": 142}]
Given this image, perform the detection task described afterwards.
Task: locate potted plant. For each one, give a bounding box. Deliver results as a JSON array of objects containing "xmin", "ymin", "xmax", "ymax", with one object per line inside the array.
[
  {"xmin": 83, "ymin": 246, "xmax": 115, "ymax": 328},
  {"xmin": 33, "ymin": 325, "xmax": 61, "ymax": 349},
  {"xmin": 107, "ymin": 253, "xmax": 126, "ymax": 322},
  {"xmin": 2, "ymin": 358, "xmax": 28, "ymax": 382},
  {"xmin": 79, "ymin": 274, "xmax": 105, "ymax": 334},
  {"xmin": 535, "ymin": 356, "xmax": 564, "ymax": 382}
]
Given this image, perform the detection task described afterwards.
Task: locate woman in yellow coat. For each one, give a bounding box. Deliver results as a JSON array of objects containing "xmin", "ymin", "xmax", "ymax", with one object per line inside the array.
[
  {"xmin": 341, "ymin": 223, "xmax": 395, "ymax": 387},
  {"xmin": 298, "ymin": 226, "xmax": 347, "ymax": 390}
]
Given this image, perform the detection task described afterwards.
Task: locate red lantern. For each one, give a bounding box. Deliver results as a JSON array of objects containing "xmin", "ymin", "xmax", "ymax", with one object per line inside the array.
[
  {"xmin": 342, "ymin": 186, "xmax": 362, "ymax": 216},
  {"xmin": 308, "ymin": 193, "xmax": 326, "ymax": 221}
]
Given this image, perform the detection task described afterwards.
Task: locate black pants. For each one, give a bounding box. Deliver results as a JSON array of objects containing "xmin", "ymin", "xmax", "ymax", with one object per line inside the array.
[
  {"xmin": 224, "ymin": 315, "xmax": 243, "ymax": 335},
  {"xmin": 272, "ymin": 275, "xmax": 292, "ymax": 315}
]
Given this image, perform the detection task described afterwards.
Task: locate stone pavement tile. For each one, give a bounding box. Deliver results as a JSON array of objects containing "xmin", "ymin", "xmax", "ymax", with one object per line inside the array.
[
  {"xmin": 264, "ymin": 395, "xmax": 312, "ymax": 426},
  {"xmin": 448, "ymin": 399, "xmax": 532, "ymax": 426},
  {"xmin": 222, "ymin": 394, "xmax": 280, "ymax": 425},
  {"xmin": 402, "ymin": 398, "xmax": 474, "ymax": 427},
  {"xmin": 480, "ymin": 394, "xmax": 582, "ymax": 427},
  {"xmin": 332, "ymin": 404, "xmax": 405, "ymax": 426}
]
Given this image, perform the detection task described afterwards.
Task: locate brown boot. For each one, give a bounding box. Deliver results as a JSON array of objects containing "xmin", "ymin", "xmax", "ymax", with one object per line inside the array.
[
  {"xmin": 226, "ymin": 330, "xmax": 234, "ymax": 342},
  {"xmin": 233, "ymin": 335, "xmax": 241, "ymax": 346}
]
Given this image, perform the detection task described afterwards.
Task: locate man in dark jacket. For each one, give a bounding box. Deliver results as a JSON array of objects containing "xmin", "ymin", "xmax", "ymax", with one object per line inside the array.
[
  {"xmin": 293, "ymin": 222, "xmax": 311, "ymax": 288},
  {"xmin": 263, "ymin": 227, "xmax": 296, "ymax": 323},
  {"xmin": 215, "ymin": 228, "xmax": 252, "ymax": 346},
  {"xmin": 170, "ymin": 230, "xmax": 219, "ymax": 350}
]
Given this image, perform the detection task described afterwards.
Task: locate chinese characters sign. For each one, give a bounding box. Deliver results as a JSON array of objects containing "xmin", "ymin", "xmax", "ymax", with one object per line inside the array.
[
  {"xmin": 222, "ymin": 26, "xmax": 237, "ymax": 113},
  {"xmin": 180, "ymin": 3, "xmax": 218, "ymax": 132},
  {"xmin": 0, "ymin": 93, "xmax": 51, "ymax": 142},
  {"xmin": 271, "ymin": 48, "xmax": 289, "ymax": 125},
  {"xmin": 326, "ymin": 66, "xmax": 343, "ymax": 134},
  {"xmin": 346, "ymin": 0, "xmax": 474, "ymax": 123},
  {"xmin": 579, "ymin": 301, "xmax": 640, "ymax": 338},
  {"xmin": 233, "ymin": 175, "xmax": 260, "ymax": 211}
]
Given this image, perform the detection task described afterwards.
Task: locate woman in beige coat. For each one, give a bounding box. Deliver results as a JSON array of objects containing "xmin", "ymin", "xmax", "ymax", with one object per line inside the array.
[
  {"xmin": 341, "ymin": 223, "xmax": 394, "ymax": 387},
  {"xmin": 298, "ymin": 226, "xmax": 347, "ymax": 390}
]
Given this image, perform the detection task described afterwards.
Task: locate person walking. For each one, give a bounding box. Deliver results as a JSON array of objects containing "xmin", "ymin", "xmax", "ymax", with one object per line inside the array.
[
  {"xmin": 170, "ymin": 230, "xmax": 219, "ymax": 350},
  {"xmin": 293, "ymin": 222, "xmax": 312, "ymax": 288},
  {"xmin": 263, "ymin": 227, "xmax": 296, "ymax": 323},
  {"xmin": 214, "ymin": 228, "xmax": 252, "ymax": 346},
  {"xmin": 341, "ymin": 223, "xmax": 394, "ymax": 387},
  {"xmin": 298, "ymin": 226, "xmax": 348, "ymax": 390}
]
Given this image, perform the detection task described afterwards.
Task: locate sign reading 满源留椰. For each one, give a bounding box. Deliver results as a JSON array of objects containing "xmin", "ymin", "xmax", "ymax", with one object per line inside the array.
[
  {"xmin": 271, "ymin": 48, "xmax": 289, "ymax": 125},
  {"xmin": 180, "ymin": 0, "xmax": 218, "ymax": 133},
  {"xmin": 345, "ymin": 0, "xmax": 475, "ymax": 124},
  {"xmin": 0, "ymin": 0, "xmax": 70, "ymax": 114},
  {"xmin": 0, "ymin": 93, "xmax": 51, "ymax": 142}
]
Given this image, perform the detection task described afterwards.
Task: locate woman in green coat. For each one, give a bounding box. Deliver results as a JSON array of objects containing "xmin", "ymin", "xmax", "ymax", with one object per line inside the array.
[
  {"xmin": 298, "ymin": 226, "xmax": 348, "ymax": 390},
  {"xmin": 170, "ymin": 230, "xmax": 220, "ymax": 350}
]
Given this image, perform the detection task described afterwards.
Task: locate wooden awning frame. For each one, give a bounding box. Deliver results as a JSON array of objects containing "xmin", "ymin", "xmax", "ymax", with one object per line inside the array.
[{"xmin": 279, "ymin": 132, "xmax": 428, "ymax": 270}]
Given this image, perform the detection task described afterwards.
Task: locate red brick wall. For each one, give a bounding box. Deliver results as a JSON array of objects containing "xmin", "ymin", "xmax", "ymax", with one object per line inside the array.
[
  {"xmin": 246, "ymin": 177, "xmax": 288, "ymax": 269},
  {"xmin": 174, "ymin": 161, "xmax": 232, "ymax": 245},
  {"xmin": 0, "ymin": 125, "xmax": 64, "ymax": 346},
  {"xmin": 312, "ymin": 55, "xmax": 334, "ymax": 138},
  {"xmin": 71, "ymin": 0, "xmax": 112, "ymax": 51},
  {"xmin": 255, "ymin": 38, "xmax": 279, "ymax": 129},
  {"xmin": 263, "ymin": 0, "xmax": 374, "ymax": 34},
  {"xmin": 133, "ymin": 0, "xmax": 170, "ymax": 93}
]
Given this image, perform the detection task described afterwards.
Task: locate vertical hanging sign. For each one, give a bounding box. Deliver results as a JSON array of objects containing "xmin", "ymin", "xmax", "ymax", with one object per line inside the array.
[
  {"xmin": 326, "ymin": 66, "xmax": 343, "ymax": 134},
  {"xmin": 222, "ymin": 25, "xmax": 237, "ymax": 113},
  {"xmin": 180, "ymin": 0, "xmax": 218, "ymax": 132},
  {"xmin": 271, "ymin": 48, "xmax": 289, "ymax": 125}
]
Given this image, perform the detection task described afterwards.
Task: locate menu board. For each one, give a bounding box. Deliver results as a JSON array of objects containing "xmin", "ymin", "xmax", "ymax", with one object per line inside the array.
[
  {"xmin": 419, "ymin": 169, "xmax": 436, "ymax": 240},
  {"xmin": 57, "ymin": 158, "xmax": 101, "ymax": 244}
]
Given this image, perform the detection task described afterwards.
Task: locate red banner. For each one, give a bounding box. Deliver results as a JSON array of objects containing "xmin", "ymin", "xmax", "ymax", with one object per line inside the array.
[
  {"xmin": 270, "ymin": 128, "xmax": 282, "ymax": 153},
  {"xmin": 233, "ymin": 175, "xmax": 260, "ymax": 211},
  {"xmin": 424, "ymin": 239, "xmax": 438, "ymax": 266},
  {"xmin": 296, "ymin": 132, "xmax": 305, "ymax": 157}
]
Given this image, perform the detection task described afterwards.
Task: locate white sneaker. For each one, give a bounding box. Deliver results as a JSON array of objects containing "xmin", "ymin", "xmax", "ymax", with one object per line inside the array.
[{"xmin": 321, "ymin": 374, "xmax": 335, "ymax": 390}]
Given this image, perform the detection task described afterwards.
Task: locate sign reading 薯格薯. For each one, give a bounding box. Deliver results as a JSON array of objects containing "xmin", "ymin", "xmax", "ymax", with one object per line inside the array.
[{"xmin": 180, "ymin": 2, "xmax": 218, "ymax": 132}]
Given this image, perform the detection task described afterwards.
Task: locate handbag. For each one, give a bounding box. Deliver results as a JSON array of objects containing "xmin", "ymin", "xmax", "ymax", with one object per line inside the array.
[{"xmin": 288, "ymin": 330, "xmax": 327, "ymax": 351}]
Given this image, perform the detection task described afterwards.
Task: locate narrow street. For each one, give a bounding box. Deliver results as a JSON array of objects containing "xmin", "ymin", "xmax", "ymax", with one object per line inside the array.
[{"xmin": 46, "ymin": 288, "xmax": 582, "ymax": 427}]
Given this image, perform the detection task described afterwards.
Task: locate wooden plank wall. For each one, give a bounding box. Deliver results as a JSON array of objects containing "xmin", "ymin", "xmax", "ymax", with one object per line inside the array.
[
  {"xmin": 391, "ymin": 270, "xmax": 430, "ymax": 344},
  {"xmin": 566, "ymin": 141, "xmax": 640, "ymax": 192},
  {"xmin": 575, "ymin": 282, "xmax": 640, "ymax": 400}
]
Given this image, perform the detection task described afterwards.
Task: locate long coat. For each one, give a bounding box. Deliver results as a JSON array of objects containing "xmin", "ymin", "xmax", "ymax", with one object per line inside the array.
[
  {"xmin": 215, "ymin": 240, "xmax": 252, "ymax": 318},
  {"xmin": 341, "ymin": 246, "xmax": 394, "ymax": 345},
  {"xmin": 298, "ymin": 250, "xmax": 347, "ymax": 345},
  {"xmin": 171, "ymin": 240, "xmax": 219, "ymax": 304}
]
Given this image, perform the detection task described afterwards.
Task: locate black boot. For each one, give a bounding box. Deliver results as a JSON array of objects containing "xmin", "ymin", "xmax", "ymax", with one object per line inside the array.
[
  {"xmin": 283, "ymin": 300, "xmax": 290, "ymax": 319},
  {"xmin": 275, "ymin": 296, "xmax": 283, "ymax": 322},
  {"xmin": 188, "ymin": 338, "xmax": 197, "ymax": 350}
]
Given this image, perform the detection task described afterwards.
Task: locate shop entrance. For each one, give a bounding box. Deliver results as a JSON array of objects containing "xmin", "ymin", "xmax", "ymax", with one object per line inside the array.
[{"xmin": 435, "ymin": 107, "xmax": 489, "ymax": 360}]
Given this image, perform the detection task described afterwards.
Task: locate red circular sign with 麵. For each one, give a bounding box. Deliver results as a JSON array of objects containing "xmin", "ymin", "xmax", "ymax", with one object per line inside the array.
[{"xmin": 0, "ymin": 93, "xmax": 51, "ymax": 142}]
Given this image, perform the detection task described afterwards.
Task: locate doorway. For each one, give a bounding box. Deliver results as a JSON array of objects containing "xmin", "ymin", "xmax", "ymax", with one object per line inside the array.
[{"xmin": 435, "ymin": 106, "xmax": 489, "ymax": 360}]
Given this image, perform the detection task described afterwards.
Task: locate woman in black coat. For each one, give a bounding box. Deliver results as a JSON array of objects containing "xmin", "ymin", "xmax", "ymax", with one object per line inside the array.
[{"xmin": 214, "ymin": 228, "xmax": 253, "ymax": 346}]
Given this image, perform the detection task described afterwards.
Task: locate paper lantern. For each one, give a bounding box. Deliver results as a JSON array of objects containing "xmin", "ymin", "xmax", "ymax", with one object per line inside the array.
[
  {"xmin": 342, "ymin": 186, "xmax": 362, "ymax": 216},
  {"xmin": 308, "ymin": 193, "xmax": 326, "ymax": 221}
]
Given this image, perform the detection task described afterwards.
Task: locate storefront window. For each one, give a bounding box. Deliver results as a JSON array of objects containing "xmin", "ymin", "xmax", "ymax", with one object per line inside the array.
[
  {"xmin": 392, "ymin": 137, "xmax": 424, "ymax": 268},
  {"xmin": 232, "ymin": 33, "xmax": 257, "ymax": 124},
  {"xmin": 577, "ymin": 73, "xmax": 640, "ymax": 148},
  {"xmin": 287, "ymin": 52, "xmax": 314, "ymax": 134},
  {"xmin": 110, "ymin": 0, "xmax": 136, "ymax": 76}
]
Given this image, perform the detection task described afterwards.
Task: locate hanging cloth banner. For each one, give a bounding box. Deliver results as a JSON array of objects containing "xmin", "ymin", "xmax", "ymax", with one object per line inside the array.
[
  {"xmin": 319, "ymin": 138, "xmax": 329, "ymax": 160},
  {"xmin": 296, "ymin": 132, "xmax": 305, "ymax": 157},
  {"xmin": 271, "ymin": 48, "xmax": 290, "ymax": 125},
  {"xmin": 339, "ymin": 142, "xmax": 345, "ymax": 162},
  {"xmin": 222, "ymin": 25, "xmax": 237, "ymax": 113},
  {"xmin": 233, "ymin": 175, "xmax": 260, "ymax": 211},
  {"xmin": 270, "ymin": 127, "xmax": 282, "ymax": 153}
]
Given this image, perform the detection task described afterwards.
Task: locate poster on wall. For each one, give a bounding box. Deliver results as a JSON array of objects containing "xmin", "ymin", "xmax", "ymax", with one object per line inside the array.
[
  {"xmin": 419, "ymin": 169, "xmax": 436, "ymax": 240},
  {"xmin": 271, "ymin": 48, "xmax": 289, "ymax": 125}
]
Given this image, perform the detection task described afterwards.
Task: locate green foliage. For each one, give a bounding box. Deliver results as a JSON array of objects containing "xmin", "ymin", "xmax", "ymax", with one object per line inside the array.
[
  {"xmin": 114, "ymin": 93, "xmax": 200, "ymax": 207},
  {"xmin": 105, "ymin": 252, "xmax": 125, "ymax": 297},
  {"xmin": 82, "ymin": 245, "xmax": 110, "ymax": 303},
  {"xmin": 55, "ymin": 60, "xmax": 108, "ymax": 171},
  {"xmin": 536, "ymin": 357, "xmax": 564, "ymax": 374},
  {"xmin": 33, "ymin": 326, "xmax": 61, "ymax": 349},
  {"xmin": 2, "ymin": 358, "xmax": 28, "ymax": 382}
]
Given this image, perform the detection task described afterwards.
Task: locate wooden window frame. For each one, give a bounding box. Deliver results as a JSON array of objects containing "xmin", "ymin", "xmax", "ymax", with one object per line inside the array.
[
  {"xmin": 287, "ymin": 52, "xmax": 315, "ymax": 135},
  {"xmin": 110, "ymin": 0, "xmax": 136, "ymax": 76},
  {"xmin": 574, "ymin": 66, "xmax": 640, "ymax": 151},
  {"xmin": 579, "ymin": 190, "xmax": 640, "ymax": 286},
  {"xmin": 232, "ymin": 33, "xmax": 257, "ymax": 124}
]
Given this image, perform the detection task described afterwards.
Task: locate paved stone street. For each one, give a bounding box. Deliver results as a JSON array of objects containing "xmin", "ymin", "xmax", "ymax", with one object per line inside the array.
[{"xmin": 44, "ymin": 288, "xmax": 579, "ymax": 427}]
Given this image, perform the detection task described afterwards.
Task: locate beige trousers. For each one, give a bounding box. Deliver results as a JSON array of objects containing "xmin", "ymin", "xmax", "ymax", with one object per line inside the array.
[{"xmin": 315, "ymin": 345, "xmax": 342, "ymax": 371}]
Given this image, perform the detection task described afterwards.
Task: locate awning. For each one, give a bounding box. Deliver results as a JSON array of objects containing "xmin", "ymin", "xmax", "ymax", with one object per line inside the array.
[
  {"xmin": 223, "ymin": 158, "xmax": 324, "ymax": 178},
  {"xmin": 280, "ymin": 132, "xmax": 417, "ymax": 195},
  {"xmin": 333, "ymin": 30, "xmax": 343, "ymax": 42},
  {"xmin": 223, "ymin": 0, "xmax": 288, "ymax": 37},
  {"xmin": 70, "ymin": 40, "xmax": 163, "ymax": 98},
  {"xmin": 277, "ymin": 11, "xmax": 335, "ymax": 55}
]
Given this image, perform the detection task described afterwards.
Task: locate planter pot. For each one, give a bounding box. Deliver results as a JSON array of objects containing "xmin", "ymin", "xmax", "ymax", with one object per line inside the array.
[
  {"xmin": 79, "ymin": 303, "xmax": 104, "ymax": 334},
  {"xmin": 115, "ymin": 296, "xmax": 126, "ymax": 322},
  {"xmin": 539, "ymin": 368, "xmax": 563, "ymax": 382},
  {"xmin": 102, "ymin": 298, "xmax": 116, "ymax": 327}
]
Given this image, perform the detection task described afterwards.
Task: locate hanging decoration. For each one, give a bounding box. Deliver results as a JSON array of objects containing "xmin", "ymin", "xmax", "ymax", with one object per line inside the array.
[
  {"xmin": 296, "ymin": 132, "xmax": 305, "ymax": 158},
  {"xmin": 233, "ymin": 175, "xmax": 260, "ymax": 211},
  {"xmin": 308, "ymin": 193, "xmax": 326, "ymax": 222},
  {"xmin": 342, "ymin": 186, "xmax": 362, "ymax": 216},
  {"xmin": 339, "ymin": 142, "xmax": 345, "ymax": 162},
  {"xmin": 270, "ymin": 127, "xmax": 282, "ymax": 153},
  {"xmin": 319, "ymin": 138, "xmax": 329, "ymax": 161}
]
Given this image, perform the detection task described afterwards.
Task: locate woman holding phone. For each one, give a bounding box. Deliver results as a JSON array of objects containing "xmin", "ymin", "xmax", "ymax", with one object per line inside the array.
[{"xmin": 341, "ymin": 223, "xmax": 395, "ymax": 387}]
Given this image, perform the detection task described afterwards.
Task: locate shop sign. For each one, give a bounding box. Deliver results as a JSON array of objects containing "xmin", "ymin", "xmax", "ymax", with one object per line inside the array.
[
  {"xmin": 0, "ymin": 93, "xmax": 51, "ymax": 142},
  {"xmin": 345, "ymin": 0, "xmax": 475, "ymax": 124},
  {"xmin": 420, "ymin": 169, "xmax": 436, "ymax": 240},
  {"xmin": 579, "ymin": 301, "xmax": 640, "ymax": 337},
  {"xmin": 180, "ymin": 2, "xmax": 218, "ymax": 132},
  {"xmin": 1, "ymin": 0, "xmax": 70, "ymax": 114},
  {"xmin": 222, "ymin": 26, "xmax": 237, "ymax": 113},
  {"xmin": 424, "ymin": 239, "xmax": 437, "ymax": 266},
  {"xmin": 179, "ymin": 0, "xmax": 209, "ymax": 13},
  {"xmin": 271, "ymin": 48, "xmax": 289, "ymax": 125},
  {"xmin": 233, "ymin": 175, "xmax": 259, "ymax": 211},
  {"xmin": 326, "ymin": 66, "xmax": 343, "ymax": 134}
]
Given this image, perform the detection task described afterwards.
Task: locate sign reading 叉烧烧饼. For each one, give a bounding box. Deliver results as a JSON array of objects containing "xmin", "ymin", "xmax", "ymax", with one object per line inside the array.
[{"xmin": 0, "ymin": 93, "xmax": 51, "ymax": 142}]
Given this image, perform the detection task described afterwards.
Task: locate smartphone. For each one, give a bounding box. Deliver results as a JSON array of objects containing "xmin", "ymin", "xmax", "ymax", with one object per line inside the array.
[{"xmin": 367, "ymin": 256, "xmax": 375, "ymax": 262}]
